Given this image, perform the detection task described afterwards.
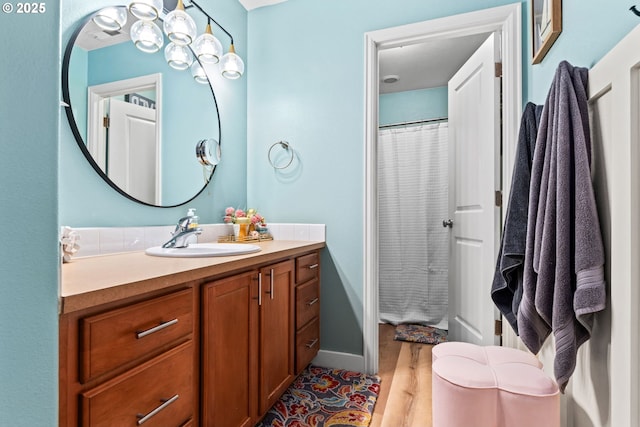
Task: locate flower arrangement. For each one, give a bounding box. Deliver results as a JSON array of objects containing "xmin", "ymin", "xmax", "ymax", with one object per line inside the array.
[{"xmin": 224, "ymin": 207, "xmax": 266, "ymax": 226}]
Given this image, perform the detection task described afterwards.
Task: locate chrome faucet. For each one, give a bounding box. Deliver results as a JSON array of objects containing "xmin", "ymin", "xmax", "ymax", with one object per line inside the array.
[{"xmin": 162, "ymin": 215, "xmax": 202, "ymax": 248}]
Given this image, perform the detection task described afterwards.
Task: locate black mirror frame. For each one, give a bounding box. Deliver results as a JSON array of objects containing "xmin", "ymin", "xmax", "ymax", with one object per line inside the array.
[{"xmin": 61, "ymin": 6, "xmax": 222, "ymax": 208}]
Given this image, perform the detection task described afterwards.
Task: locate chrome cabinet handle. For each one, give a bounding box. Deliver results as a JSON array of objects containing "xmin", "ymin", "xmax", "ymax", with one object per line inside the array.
[
  {"xmin": 442, "ymin": 219, "xmax": 454, "ymax": 228},
  {"xmin": 136, "ymin": 319, "xmax": 178, "ymax": 339},
  {"xmin": 305, "ymin": 339, "xmax": 319, "ymax": 349},
  {"xmin": 308, "ymin": 263, "xmax": 319, "ymax": 269},
  {"xmin": 258, "ymin": 272, "xmax": 262, "ymax": 306},
  {"xmin": 307, "ymin": 298, "xmax": 319, "ymax": 306},
  {"xmin": 136, "ymin": 394, "xmax": 179, "ymax": 425}
]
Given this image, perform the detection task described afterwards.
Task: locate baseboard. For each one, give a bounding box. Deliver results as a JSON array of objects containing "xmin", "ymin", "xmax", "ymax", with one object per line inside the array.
[{"xmin": 312, "ymin": 350, "xmax": 365, "ymax": 373}]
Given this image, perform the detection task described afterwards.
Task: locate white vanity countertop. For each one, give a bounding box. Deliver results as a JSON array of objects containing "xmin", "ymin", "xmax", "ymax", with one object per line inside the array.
[{"xmin": 60, "ymin": 240, "xmax": 325, "ymax": 314}]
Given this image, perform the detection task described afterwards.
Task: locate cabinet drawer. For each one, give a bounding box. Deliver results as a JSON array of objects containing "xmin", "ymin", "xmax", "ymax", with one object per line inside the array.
[
  {"xmin": 81, "ymin": 341, "xmax": 194, "ymax": 427},
  {"xmin": 296, "ymin": 279, "xmax": 319, "ymax": 329},
  {"xmin": 296, "ymin": 252, "xmax": 319, "ymax": 284},
  {"xmin": 81, "ymin": 289, "xmax": 193, "ymax": 382},
  {"xmin": 296, "ymin": 317, "xmax": 319, "ymax": 373}
]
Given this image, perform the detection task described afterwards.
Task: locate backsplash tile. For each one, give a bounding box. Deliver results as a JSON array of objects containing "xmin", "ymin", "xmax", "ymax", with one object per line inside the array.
[
  {"xmin": 77, "ymin": 228, "xmax": 100, "ymax": 257},
  {"xmin": 143, "ymin": 226, "xmax": 173, "ymax": 248},
  {"xmin": 99, "ymin": 228, "xmax": 125, "ymax": 254},
  {"xmin": 124, "ymin": 227, "xmax": 146, "ymax": 252},
  {"xmin": 62, "ymin": 223, "xmax": 325, "ymax": 259},
  {"xmin": 309, "ymin": 224, "xmax": 325, "ymax": 241}
]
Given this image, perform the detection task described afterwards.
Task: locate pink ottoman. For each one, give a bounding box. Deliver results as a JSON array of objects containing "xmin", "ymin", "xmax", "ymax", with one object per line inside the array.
[{"xmin": 432, "ymin": 342, "xmax": 559, "ymax": 427}]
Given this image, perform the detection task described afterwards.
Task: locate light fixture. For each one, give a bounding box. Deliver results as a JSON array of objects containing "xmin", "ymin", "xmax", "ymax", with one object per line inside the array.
[
  {"xmin": 190, "ymin": 61, "xmax": 209, "ymax": 84},
  {"xmin": 165, "ymin": 42, "xmax": 194, "ymax": 71},
  {"xmin": 126, "ymin": 0, "xmax": 245, "ymax": 80},
  {"xmin": 163, "ymin": 0, "xmax": 197, "ymax": 46},
  {"xmin": 128, "ymin": 0, "xmax": 162, "ymax": 21},
  {"xmin": 93, "ymin": 6, "xmax": 127, "ymax": 31},
  {"xmin": 130, "ymin": 20, "xmax": 164, "ymax": 53},
  {"xmin": 382, "ymin": 75, "xmax": 400, "ymax": 84},
  {"xmin": 193, "ymin": 21, "xmax": 223, "ymax": 64},
  {"xmin": 220, "ymin": 44, "xmax": 245, "ymax": 80}
]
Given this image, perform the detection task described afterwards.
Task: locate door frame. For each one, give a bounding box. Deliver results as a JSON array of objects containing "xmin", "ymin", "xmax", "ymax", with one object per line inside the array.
[
  {"xmin": 87, "ymin": 73, "xmax": 162, "ymax": 174},
  {"xmin": 363, "ymin": 3, "xmax": 522, "ymax": 374}
]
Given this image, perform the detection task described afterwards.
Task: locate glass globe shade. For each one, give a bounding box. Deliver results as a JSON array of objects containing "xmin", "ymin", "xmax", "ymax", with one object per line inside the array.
[
  {"xmin": 220, "ymin": 47, "xmax": 245, "ymax": 80},
  {"xmin": 163, "ymin": 8, "xmax": 197, "ymax": 46},
  {"xmin": 128, "ymin": 0, "xmax": 163, "ymax": 21},
  {"xmin": 193, "ymin": 25, "xmax": 223, "ymax": 64},
  {"xmin": 130, "ymin": 20, "xmax": 163, "ymax": 53},
  {"xmin": 190, "ymin": 62, "xmax": 209, "ymax": 85},
  {"xmin": 165, "ymin": 42, "xmax": 194, "ymax": 71},
  {"xmin": 93, "ymin": 6, "xmax": 127, "ymax": 31}
]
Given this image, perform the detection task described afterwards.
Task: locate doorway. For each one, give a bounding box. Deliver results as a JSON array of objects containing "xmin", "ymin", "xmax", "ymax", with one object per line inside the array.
[
  {"xmin": 87, "ymin": 73, "xmax": 162, "ymax": 205},
  {"xmin": 363, "ymin": 3, "xmax": 522, "ymax": 374}
]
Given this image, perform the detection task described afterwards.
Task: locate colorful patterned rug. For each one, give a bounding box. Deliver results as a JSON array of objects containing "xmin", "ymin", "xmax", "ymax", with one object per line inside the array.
[
  {"xmin": 256, "ymin": 365, "xmax": 381, "ymax": 427},
  {"xmin": 394, "ymin": 324, "xmax": 448, "ymax": 345}
]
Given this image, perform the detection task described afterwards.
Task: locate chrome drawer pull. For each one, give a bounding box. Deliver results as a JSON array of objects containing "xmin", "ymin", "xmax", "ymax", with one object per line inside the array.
[
  {"xmin": 264, "ymin": 268, "xmax": 275, "ymax": 300},
  {"xmin": 305, "ymin": 339, "xmax": 319, "ymax": 349},
  {"xmin": 136, "ymin": 394, "xmax": 179, "ymax": 425},
  {"xmin": 308, "ymin": 263, "xmax": 319, "ymax": 269},
  {"xmin": 270, "ymin": 268, "xmax": 275, "ymax": 300},
  {"xmin": 306, "ymin": 298, "xmax": 319, "ymax": 306},
  {"xmin": 136, "ymin": 319, "xmax": 178, "ymax": 339}
]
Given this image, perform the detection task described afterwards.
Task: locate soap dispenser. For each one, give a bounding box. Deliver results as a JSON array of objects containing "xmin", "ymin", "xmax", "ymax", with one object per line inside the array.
[{"xmin": 187, "ymin": 208, "xmax": 199, "ymax": 229}]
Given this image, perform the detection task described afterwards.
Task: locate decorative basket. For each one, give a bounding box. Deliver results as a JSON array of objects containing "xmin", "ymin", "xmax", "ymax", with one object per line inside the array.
[{"xmin": 218, "ymin": 233, "xmax": 274, "ymax": 243}]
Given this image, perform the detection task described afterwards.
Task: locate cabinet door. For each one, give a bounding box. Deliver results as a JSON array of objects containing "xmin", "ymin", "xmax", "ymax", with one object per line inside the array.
[
  {"xmin": 259, "ymin": 260, "xmax": 295, "ymax": 415},
  {"xmin": 202, "ymin": 271, "xmax": 259, "ymax": 427}
]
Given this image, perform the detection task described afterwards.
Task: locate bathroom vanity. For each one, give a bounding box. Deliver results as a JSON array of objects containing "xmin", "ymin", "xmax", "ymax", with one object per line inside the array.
[{"xmin": 59, "ymin": 240, "xmax": 324, "ymax": 427}]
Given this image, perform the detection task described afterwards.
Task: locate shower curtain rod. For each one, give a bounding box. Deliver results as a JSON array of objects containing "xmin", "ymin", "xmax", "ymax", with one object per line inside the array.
[{"xmin": 379, "ymin": 116, "xmax": 448, "ymax": 129}]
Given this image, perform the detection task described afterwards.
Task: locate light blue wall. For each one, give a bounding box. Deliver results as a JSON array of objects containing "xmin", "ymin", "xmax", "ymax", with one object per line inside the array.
[
  {"xmin": 247, "ymin": 0, "xmax": 639, "ymax": 356},
  {"xmin": 246, "ymin": 0, "xmax": 519, "ymax": 357},
  {"xmin": 379, "ymin": 86, "xmax": 448, "ymax": 126},
  {"xmin": 527, "ymin": 2, "xmax": 638, "ymax": 103},
  {"xmin": 0, "ymin": 3, "xmax": 60, "ymax": 426},
  {"xmin": 60, "ymin": 0, "xmax": 248, "ymax": 225}
]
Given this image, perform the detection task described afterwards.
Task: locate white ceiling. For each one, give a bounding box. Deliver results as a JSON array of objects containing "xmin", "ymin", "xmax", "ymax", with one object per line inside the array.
[
  {"xmin": 238, "ymin": 0, "xmax": 287, "ymax": 10},
  {"xmin": 379, "ymin": 32, "xmax": 492, "ymax": 94}
]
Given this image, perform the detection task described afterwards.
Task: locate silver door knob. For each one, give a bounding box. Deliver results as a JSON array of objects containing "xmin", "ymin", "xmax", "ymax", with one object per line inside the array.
[{"xmin": 442, "ymin": 219, "xmax": 454, "ymax": 228}]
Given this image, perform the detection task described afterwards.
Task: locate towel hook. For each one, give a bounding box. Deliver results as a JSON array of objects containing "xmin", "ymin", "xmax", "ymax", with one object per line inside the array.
[
  {"xmin": 631, "ymin": 5, "xmax": 640, "ymax": 16},
  {"xmin": 268, "ymin": 141, "xmax": 294, "ymax": 169}
]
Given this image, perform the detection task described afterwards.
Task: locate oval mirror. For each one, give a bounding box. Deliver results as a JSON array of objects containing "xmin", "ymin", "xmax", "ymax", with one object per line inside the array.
[{"xmin": 62, "ymin": 6, "xmax": 221, "ymax": 207}]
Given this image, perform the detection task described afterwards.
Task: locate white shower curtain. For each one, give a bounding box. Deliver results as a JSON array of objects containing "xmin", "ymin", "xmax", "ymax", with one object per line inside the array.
[{"xmin": 378, "ymin": 122, "xmax": 449, "ymax": 329}]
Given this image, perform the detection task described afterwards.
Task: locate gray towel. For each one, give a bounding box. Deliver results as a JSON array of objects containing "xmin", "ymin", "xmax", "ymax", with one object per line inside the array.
[
  {"xmin": 491, "ymin": 102, "xmax": 543, "ymax": 333},
  {"xmin": 517, "ymin": 61, "xmax": 606, "ymax": 393}
]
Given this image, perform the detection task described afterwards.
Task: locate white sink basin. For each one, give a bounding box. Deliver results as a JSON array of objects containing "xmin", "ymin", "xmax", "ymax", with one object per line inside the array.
[{"xmin": 145, "ymin": 243, "xmax": 261, "ymax": 258}]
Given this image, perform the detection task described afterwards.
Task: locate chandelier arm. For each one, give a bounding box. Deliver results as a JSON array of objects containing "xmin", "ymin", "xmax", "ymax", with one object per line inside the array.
[{"xmin": 186, "ymin": 0, "xmax": 234, "ymax": 44}]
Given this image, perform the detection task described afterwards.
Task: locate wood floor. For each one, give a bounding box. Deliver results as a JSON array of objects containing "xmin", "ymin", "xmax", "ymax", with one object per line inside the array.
[{"xmin": 370, "ymin": 323, "xmax": 434, "ymax": 427}]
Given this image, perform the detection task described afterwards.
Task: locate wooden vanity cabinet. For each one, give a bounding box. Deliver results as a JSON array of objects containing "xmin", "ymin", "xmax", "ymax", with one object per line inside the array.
[
  {"xmin": 60, "ymin": 244, "xmax": 323, "ymax": 427},
  {"xmin": 202, "ymin": 271, "xmax": 258, "ymax": 427},
  {"xmin": 202, "ymin": 259, "xmax": 296, "ymax": 426},
  {"xmin": 59, "ymin": 287, "xmax": 198, "ymax": 427},
  {"xmin": 258, "ymin": 260, "xmax": 296, "ymax": 415},
  {"xmin": 294, "ymin": 252, "xmax": 321, "ymax": 373}
]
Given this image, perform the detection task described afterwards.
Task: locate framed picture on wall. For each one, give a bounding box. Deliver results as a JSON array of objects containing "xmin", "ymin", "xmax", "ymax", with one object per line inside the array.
[{"xmin": 531, "ymin": 0, "xmax": 562, "ymax": 64}]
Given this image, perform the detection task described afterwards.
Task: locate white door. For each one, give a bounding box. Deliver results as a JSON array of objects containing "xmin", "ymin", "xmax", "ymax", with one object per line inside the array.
[
  {"xmin": 447, "ymin": 33, "xmax": 501, "ymax": 345},
  {"xmin": 108, "ymin": 98, "xmax": 160, "ymax": 204}
]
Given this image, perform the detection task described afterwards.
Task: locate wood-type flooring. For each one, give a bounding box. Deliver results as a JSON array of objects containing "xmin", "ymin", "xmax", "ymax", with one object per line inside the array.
[{"xmin": 371, "ymin": 323, "xmax": 434, "ymax": 427}]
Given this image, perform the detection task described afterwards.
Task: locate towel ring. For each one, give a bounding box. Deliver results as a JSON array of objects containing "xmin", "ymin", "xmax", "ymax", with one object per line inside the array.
[{"xmin": 268, "ymin": 141, "xmax": 294, "ymax": 169}]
